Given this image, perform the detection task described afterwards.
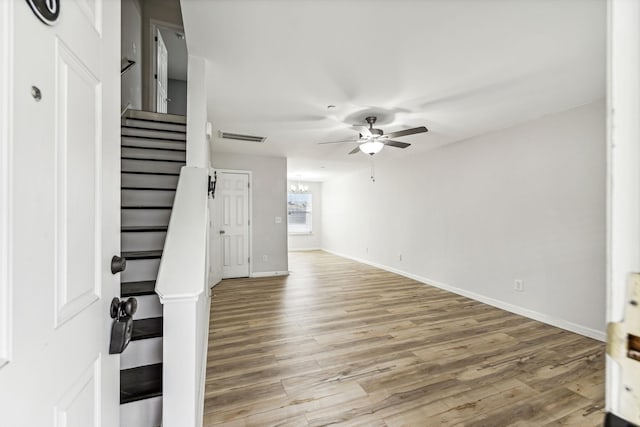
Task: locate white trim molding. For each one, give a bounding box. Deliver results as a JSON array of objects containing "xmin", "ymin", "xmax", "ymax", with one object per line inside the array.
[
  {"xmin": 0, "ymin": 0, "xmax": 13, "ymax": 369},
  {"xmin": 323, "ymin": 249, "xmax": 606, "ymax": 342}
]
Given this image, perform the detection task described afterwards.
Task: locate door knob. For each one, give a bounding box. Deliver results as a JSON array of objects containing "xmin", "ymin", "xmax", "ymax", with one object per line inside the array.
[
  {"xmin": 111, "ymin": 255, "xmax": 127, "ymax": 274},
  {"xmin": 219, "ymin": 230, "xmax": 226, "ymax": 235}
]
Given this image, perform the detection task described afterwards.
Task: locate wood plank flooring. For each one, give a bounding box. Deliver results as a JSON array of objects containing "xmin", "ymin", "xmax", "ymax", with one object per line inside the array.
[{"xmin": 204, "ymin": 251, "xmax": 605, "ymax": 426}]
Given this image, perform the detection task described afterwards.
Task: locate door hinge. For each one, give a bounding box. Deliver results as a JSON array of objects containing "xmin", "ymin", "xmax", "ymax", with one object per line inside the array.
[
  {"xmin": 155, "ymin": 36, "xmax": 158, "ymax": 42},
  {"xmin": 248, "ymin": 257, "xmax": 250, "ymax": 263},
  {"xmin": 248, "ymin": 182, "xmax": 250, "ymax": 189},
  {"xmin": 154, "ymin": 74, "xmax": 157, "ymax": 79},
  {"xmin": 248, "ymin": 219, "xmax": 251, "ymax": 226}
]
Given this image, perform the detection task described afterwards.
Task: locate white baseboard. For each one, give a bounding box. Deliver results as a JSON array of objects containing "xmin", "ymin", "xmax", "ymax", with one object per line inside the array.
[
  {"xmin": 322, "ymin": 248, "xmax": 606, "ymax": 342},
  {"xmin": 289, "ymin": 248, "xmax": 322, "ymax": 252},
  {"xmin": 250, "ymin": 271, "xmax": 290, "ymax": 278}
]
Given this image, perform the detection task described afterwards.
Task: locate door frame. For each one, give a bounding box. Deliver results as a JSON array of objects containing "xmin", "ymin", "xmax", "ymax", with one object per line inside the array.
[
  {"xmin": 606, "ymin": 0, "xmax": 640, "ymax": 421},
  {"xmin": 147, "ymin": 19, "xmax": 184, "ymax": 113},
  {"xmin": 214, "ymin": 169, "xmax": 253, "ymax": 277}
]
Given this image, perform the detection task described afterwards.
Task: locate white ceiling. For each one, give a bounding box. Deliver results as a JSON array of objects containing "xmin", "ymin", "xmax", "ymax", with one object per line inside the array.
[{"xmin": 181, "ymin": 0, "xmax": 605, "ymax": 182}]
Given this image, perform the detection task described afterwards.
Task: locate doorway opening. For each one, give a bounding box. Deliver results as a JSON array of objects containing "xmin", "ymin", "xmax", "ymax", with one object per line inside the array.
[{"xmin": 149, "ymin": 20, "xmax": 188, "ymax": 115}]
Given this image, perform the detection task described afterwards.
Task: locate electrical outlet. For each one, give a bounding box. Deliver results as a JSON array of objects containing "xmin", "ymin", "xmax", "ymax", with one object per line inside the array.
[
  {"xmin": 275, "ymin": 216, "xmax": 282, "ymax": 224},
  {"xmin": 262, "ymin": 254, "xmax": 268, "ymax": 262},
  {"xmin": 514, "ymin": 279, "xmax": 524, "ymax": 292}
]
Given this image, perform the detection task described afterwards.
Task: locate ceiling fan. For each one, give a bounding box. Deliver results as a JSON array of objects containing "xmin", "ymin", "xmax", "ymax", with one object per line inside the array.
[{"xmin": 319, "ymin": 116, "xmax": 428, "ymax": 155}]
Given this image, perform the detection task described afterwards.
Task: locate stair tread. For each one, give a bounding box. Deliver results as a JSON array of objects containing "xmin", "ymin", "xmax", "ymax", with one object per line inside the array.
[
  {"xmin": 122, "ymin": 250, "xmax": 163, "ymax": 260},
  {"xmin": 122, "ymin": 206, "xmax": 173, "ymax": 210},
  {"xmin": 120, "ymin": 363, "xmax": 163, "ymax": 404},
  {"xmin": 121, "ymin": 156, "xmax": 186, "ymax": 164},
  {"xmin": 122, "ymin": 225, "xmax": 168, "ymax": 232},
  {"xmin": 121, "ymin": 281, "xmax": 156, "ymax": 297},
  {"xmin": 121, "ymin": 171, "xmax": 180, "ymax": 177},
  {"xmin": 122, "ymin": 186, "xmax": 177, "ymax": 191},
  {"xmin": 132, "ymin": 317, "xmax": 163, "ymax": 341},
  {"xmin": 122, "ymin": 143, "xmax": 186, "ymax": 152}
]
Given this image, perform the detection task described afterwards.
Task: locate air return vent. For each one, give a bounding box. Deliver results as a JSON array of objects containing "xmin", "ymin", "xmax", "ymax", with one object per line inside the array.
[{"xmin": 218, "ymin": 131, "xmax": 266, "ymax": 143}]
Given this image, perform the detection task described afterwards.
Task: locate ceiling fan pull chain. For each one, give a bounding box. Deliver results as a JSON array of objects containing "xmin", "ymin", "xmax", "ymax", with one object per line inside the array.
[{"xmin": 370, "ymin": 157, "xmax": 376, "ymax": 182}]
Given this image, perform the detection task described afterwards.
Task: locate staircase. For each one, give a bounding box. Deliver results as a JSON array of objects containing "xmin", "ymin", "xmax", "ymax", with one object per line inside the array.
[{"xmin": 119, "ymin": 110, "xmax": 186, "ymax": 427}]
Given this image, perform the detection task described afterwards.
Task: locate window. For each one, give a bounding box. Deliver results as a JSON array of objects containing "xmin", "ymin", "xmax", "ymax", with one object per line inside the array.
[{"xmin": 287, "ymin": 193, "xmax": 312, "ymax": 234}]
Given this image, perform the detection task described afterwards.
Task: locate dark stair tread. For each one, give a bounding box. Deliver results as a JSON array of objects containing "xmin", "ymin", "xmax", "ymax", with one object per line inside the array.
[
  {"xmin": 121, "ymin": 171, "xmax": 180, "ymax": 177},
  {"xmin": 121, "ymin": 144, "xmax": 186, "ymax": 152},
  {"xmin": 121, "ymin": 156, "xmax": 186, "ymax": 164},
  {"xmin": 121, "ymin": 280, "xmax": 156, "ymax": 297},
  {"xmin": 121, "ymin": 225, "xmax": 168, "ymax": 232},
  {"xmin": 120, "ymin": 363, "xmax": 163, "ymax": 404},
  {"xmin": 122, "ymin": 186, "xmax": 177, "ymax": 191},
  {"xmin": 121, "ymin": 206, "xmax": 173, "ymax": 210},
  {"xmin": 132, "ymin": 317, "xmax": 163, "ymax": 341},
  {"xmin": 122, "ymin": 250, "xmax": 163, "ymax": 260}
]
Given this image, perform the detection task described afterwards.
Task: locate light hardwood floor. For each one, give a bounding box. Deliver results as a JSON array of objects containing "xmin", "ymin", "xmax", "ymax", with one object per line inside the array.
[{"xmin": 204, "ymin": 251, "xmax": 605, "ymax": 426}]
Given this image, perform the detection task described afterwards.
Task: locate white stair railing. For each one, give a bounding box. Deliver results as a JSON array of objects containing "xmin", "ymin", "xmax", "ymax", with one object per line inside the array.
[{"xmin": 155, "ymin": 166, "xmax": 210, "ymax": 426}]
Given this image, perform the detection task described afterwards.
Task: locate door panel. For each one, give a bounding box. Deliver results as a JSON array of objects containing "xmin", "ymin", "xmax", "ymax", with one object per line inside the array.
[
  {"xmin": 219, "ymin": 173, "xmax": 250, "ymax": 278},
  {"xmin": 0, "ymin": 2, "xmax": 120, "ymax": 426},
  {"xmin": 156, "ymin": 30, "xmax": 168, "ymax": 113}
]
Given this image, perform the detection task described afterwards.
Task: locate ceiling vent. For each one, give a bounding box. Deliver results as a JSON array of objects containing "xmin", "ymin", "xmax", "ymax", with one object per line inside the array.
[{"xmin": 218, "ymin": 131, "xmax": 266, "ymax": 143}]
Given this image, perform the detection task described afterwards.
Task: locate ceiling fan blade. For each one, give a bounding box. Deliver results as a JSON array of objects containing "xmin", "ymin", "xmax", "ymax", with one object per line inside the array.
[
  {"xmin": 348, "ymin": 146, "xmax": 361, "ymax": 155},
  {"xmin": 384, "ymin": 140, "xmax": 411, "ymax": 149},
  {"xmin": 385, "ymin": 126, "xmax": 428, "ymax": 139},
  {"xmin": 318, "ymin": 139, "xmax": 359, "ymax": 144},
  {"xmin": 352, "ymin": 126, "xmax": 372, "ymax": 138}
]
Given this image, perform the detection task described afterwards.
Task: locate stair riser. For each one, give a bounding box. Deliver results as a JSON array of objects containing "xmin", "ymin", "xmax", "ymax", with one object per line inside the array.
[
  {"xmin": 122, "ymin": 231, "xmax": 166, "ymax": 252},
  {"xmin": 121, "ymin": 136, "xmax": 186, "ymax": 152},
  {"xmin": 132, "ymin": 294, "xmax": 162, "ymax": 319},
  {"xmin": 123, "ymin": 118, "xmax": 187, "ymax": 133},
  {"xmin": 120, "ymin": 397, "xmax": 162, "ymax": 427},
  {"xmin": 122, "ymin": 259, "xmax": 160, "ymax": 282},
  {"xmin": 122, "ymin": 159, "xmax": 183, "ymax": 175},
  {"xmin": 122, "ymin": 127, "xmax": 186, "ymax": 141},
  {"xmin": 122, "ymin": 146, "xmax": 186, "ymax": 162},
  {"xmin": 122, "ymin": 172, "xmax": 179, "ymax": 189},
  {"xmin": 122, "ymin": 189, "xmax": 176, "ymax": 207},
  {"xmin": 121, "ymin": 338, "xmax": 162, "ymax": 370},
  {"xmin": 122, "ymin": 209, "xmax": 172, "ymax": 227}
]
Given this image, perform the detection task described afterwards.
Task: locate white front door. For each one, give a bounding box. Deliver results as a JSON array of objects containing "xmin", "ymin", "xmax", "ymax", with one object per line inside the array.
[
  {"xmin": 219, "ymin": 172, "xmax": 250, "ymax": 278},
  {"xmin": 0, "ymin": 1, "xmax": 120, "ymax": 426},
  {"xmin": 155, "ymin": 30, "xmax": 168, "ymax": 113}
]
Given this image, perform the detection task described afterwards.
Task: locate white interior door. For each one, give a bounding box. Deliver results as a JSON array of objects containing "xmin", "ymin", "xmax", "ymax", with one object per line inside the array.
[
  {"xmin": 219, "ymin": 172, "xmax": 250, "ymax": 279},
  {"xmin": 155, "ymin": 29, "xmax": 168, "ymax": 113},
  {"xmin": 0, "ymin": 1, "xmax": 120, "ymax": 426}
]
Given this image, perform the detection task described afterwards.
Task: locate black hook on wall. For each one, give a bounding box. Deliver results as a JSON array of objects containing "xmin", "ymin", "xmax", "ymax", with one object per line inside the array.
[{"xmin": 208, "ymin": 171, "xmax": 217, "ymax": 199}]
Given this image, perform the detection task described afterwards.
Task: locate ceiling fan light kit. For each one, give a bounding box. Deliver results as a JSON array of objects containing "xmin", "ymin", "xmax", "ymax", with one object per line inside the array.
[{"xmin": 359, "ymin": 140, "xmax": 384, "ymax": 155}]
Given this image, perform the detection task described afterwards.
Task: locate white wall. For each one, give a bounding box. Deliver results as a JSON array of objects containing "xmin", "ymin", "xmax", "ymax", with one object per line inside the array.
[
  {"xmin": 288, "ymin": 180, "xmax": 322, "ymax": 250},
  {"xmin": 186, "ymin": 56, "xmax": 209, "ymax": 168},
  {"xmin": 121, "ymin": 0, "xmax": 142, "ymax": 110},
  {"xmin": 167, "ymin": 79, "xmax": 187, "ymax": 115},
  {"xmin": 213, "ymin": 153, "xmax": 289, "ymax": 274},
  {"xmin": 322, "ymin": 100, "xmax": 606, "ymax": 338}
]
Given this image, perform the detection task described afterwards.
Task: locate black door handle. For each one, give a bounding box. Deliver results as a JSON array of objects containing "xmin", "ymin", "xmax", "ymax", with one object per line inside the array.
[
  {"xmin": 109, "ymin": 297, "xmax": 137, "ymax": 354},
  {"xmin": 111, "ymin": 255, "xmax": 127, "ymax": 274}
]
